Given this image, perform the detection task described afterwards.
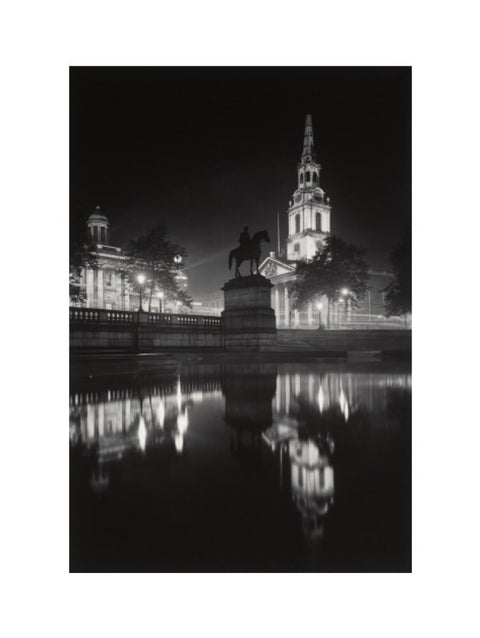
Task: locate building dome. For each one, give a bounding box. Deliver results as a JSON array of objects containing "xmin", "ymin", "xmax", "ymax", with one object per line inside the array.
[
  {"xmin": 88, "ymin": 206, "xmax": 110, "ymax": 244},
  {"xmin": 88, "ymin": 212, "xmax": 109, "ymax": 223},
  {"xmin": 88, "ymin": 205, "xmax": 109, "ymax": 224}
]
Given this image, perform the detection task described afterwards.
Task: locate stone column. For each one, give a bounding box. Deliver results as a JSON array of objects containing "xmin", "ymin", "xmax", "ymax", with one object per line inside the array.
[
  {"xmin": 97, "ymin": 269, "xmax": 104, "ymax": 309},
  {"xmin": 274, "ymin": 287, "xmax": 280, "ymax": 328},
  {"xmin": 93, "ymin": 269, "xmax": 98, "ymax": 307},
  {"xmin": 294, "ymin": 309, "xmax": 300, "ymax": 327},
  {"xmin": 284, "ymin": 286, "xmax": 290, "ymax": 328},
  {"xmin": 307, "ymin": 302, "xmax": 313, "ymax": 327}
]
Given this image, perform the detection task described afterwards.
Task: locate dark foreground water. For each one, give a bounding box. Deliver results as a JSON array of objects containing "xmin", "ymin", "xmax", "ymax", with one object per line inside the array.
[{"xmin": 70, "ymin": 360, "xmax": 411, "ymax": 572}]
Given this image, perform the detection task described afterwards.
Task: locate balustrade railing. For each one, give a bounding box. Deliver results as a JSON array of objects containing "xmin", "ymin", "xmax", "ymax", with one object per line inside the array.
[
  {"xmin": 70, "ymin": 308, "xmax": 100, "ymax": 322},
  {"xmin": 70, "ymin": 308, "xmax": 222, "ymax": 329}
]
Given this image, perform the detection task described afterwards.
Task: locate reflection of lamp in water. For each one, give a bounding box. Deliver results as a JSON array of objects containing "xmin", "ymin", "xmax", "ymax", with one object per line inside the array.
[
  {"xmin": 317, "ymin": 385, "xmax": 325, "ymax": 413},
  {"xmin": 138, "ymin": 415, "xmax": 147, "ymax": 452},
  {"xmin": 175, "ymin": 408, "xmax": 189, "ymax": 454},
  {"xmin": 157, "ymin": 398, "xmax": 165, "ymax": 429},
  {"xmin": 338, "ymin": 387, "xmax": 349, "ymax": 422},
  {"xmin": 176, "ymin": 376, "xmax": 182, "ymax": 411}
]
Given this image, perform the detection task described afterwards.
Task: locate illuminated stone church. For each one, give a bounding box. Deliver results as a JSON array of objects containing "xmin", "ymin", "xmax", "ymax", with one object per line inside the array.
[{"xmin": 259, "ymin": 114, "xmax": 393, "ymax": 328}]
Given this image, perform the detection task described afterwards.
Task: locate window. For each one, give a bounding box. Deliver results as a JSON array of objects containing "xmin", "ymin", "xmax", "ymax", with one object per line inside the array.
[
  {"xmin": 295, "ymin": 214, "xmax": 300, "ymax": 233},
  {"xmin": 312, "ymin": 172, "xmax": 317, "ymax": 183},
  {"xmin": 306, "ymin": 171, "xmax": 311, "ymax": 182},
  {"xmin": 100, "ymin": 226, "xmax": 106, "ymax": 243},
  {"xmin": 299, "ymin": 172, "xmax": 304, "ymax": 184},
  {"xmin": 316, "ymin": 212, "xmax": 321, "ymax": 231},
  {"xmin": 293, "ymin": 242, "xmax": 300, "ymax": 253},
  {"xmin": 105, "ymin": 272, "xmax": 113, "ymax": 286}
]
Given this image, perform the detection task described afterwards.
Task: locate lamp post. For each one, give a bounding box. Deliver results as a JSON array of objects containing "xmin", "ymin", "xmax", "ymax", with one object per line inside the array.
[
  {"xmin": 157, "ymin": 290, "xmax": 164, "ymax": 314},
  {"xmin": 316, "ymin": 302, "xmax": 322, "ymax": 330},
  {"xmin": 341, "ymin": 288, "xmax": 349, "ymax": 327},
  {"xmin": 137, "ymin": 273, "xmax": 146, "ymax": 312}
]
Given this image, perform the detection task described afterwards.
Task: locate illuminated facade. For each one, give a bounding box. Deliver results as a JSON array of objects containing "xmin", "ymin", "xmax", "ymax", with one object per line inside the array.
[
  {"xmin": 71, "ymin": 206, "xmax": 189, "ymax": 312},
  {"xmin": 259, "ymin": 115, "xmax": 396, "ymax": 328}
]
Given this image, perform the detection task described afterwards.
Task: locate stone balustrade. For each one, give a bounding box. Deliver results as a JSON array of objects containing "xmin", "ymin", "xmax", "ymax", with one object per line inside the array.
[
  {"xmin": 70, "ymin": 308, "xmax": 222, "ymax": 329},
  {"xmin": 70, "ymin": 307, "xmax": 224, "ymax": 352}
]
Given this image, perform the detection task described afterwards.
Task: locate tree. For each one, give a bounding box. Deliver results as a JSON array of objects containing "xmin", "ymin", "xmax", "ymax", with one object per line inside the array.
[
  {"xmin": 124, "ymin": 222, "xmax": 192, "ymax": 311},
  {"xmin": 293, "ymin": 235, "xmax": 369, "ymax": 328},
  {"xmin": 383, "ymin": 231, "xmax": 411, "ymax": 320},
  {"xmin": 69, "ymin": 208, "xmax": 97, "ymax": 303}
]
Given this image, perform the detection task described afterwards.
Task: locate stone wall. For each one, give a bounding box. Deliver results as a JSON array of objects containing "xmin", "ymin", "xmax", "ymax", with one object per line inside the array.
[
  {"xmin": 70, "ymin": 308, "xmax": 223, "ymax": 352},
  {"xmin": 277, "ymin": 329, "xmax": 411, "ymax": 353}
]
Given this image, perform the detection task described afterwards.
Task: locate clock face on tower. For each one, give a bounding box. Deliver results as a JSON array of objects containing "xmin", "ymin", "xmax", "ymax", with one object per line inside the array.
[
  {"xmin": 313, "ymin": 187, "xmax": 323, "ymax": 201},
  {"xmin": 294, "ymin": 193, "xmax": 302, "ymax": 204}
]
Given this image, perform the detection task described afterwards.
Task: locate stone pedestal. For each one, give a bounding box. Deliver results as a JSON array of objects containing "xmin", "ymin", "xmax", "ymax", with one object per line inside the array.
[{"xmin": 221, "ymin": 275, "xmax": 277, "ymax": 351}]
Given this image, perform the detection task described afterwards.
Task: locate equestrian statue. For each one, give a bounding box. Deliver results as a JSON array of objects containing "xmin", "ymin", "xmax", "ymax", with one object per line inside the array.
[{"xmin": 228, "ymin": 227, "xmax": 271, "ymax": 278}]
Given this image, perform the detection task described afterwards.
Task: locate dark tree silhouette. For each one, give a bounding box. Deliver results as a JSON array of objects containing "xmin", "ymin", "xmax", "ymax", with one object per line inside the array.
[
  {"xmin": 293, "ymin": 235, "xmax": 369, "ymax": 327},
  {"xmin": 124, "ymin": 222, "xmax": 192, "ymax": 311},
  {"xmin": 383, "ymin": 231, "xmax": 411, "ymax": 319}
]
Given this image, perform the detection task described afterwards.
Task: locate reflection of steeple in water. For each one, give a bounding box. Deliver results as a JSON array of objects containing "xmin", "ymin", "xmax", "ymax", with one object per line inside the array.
[{"xmin": 289, "ymin": 438, "xmax": 334, "ymax": 541}]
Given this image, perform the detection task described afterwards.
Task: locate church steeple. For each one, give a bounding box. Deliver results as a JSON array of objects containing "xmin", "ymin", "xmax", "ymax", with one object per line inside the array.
[
  {"xmin": 301, "ymin": 114, "xmax": 316, "ymax": 163},
  {"xmin": 286, "ymin": 114, "xmax": 332, "ymax": 261}
]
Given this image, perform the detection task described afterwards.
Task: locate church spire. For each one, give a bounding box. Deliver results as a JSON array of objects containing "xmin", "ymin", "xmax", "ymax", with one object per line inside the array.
[{"xmin": 301, "ymin": 114, "xmax": 315, "ymax": 163}]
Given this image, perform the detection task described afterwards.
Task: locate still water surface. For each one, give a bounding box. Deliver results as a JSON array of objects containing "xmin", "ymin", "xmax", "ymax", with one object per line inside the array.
[{"xmin": 70, "ymin": 361, "xmax": 411, "ymax": 572}]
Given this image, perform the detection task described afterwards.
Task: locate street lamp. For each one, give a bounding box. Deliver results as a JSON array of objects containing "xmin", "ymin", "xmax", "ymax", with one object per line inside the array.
[
  {"xmin": 173, "ymin": 255, "xmax": 182, "ymax": 265},
  {"xmin": 157, "ymin": 290, "xmax": 164, "ymax": 313},
  {"xmin": 341, "ymin": 288, "xmax": 350, "ymax": 326},
  {"xmin": 316, "ymin": 302, "xmax": 322, "ymax": 330},
  {"xmin": 137, "ymin": 273, "xmax": 146, "ymax": 312}
]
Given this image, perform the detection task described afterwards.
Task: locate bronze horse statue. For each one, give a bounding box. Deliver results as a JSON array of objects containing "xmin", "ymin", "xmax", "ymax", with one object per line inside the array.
[{"xmin": 228, "ymin": 230, "xmax": 270, "ymax": 278}]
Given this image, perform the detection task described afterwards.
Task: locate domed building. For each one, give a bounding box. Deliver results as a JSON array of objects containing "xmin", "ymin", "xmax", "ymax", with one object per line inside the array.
[{"xmin": 71, "ymin": 206, "xmax": 189, "ymax": 312}]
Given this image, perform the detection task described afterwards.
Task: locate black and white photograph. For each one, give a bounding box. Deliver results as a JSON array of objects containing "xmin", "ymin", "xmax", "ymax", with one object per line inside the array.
[
  {"xmin": 69, "ymin": 66, "xmax": 411, "ymax": 573},
  {"xmin": 3, "ymin": 3, "xmax": 479, "ymax": 636}
]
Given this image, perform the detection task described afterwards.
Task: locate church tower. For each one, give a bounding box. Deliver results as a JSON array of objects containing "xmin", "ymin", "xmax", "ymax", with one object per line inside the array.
[{"xmin": 286, "ymin": 115, "xmax": 331, "ymax": 261}]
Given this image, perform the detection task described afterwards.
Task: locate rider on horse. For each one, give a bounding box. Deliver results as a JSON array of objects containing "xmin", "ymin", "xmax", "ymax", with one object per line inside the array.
[{"xmin": 238, "ymin": 226, "xmax": 251, "ymax": 257}]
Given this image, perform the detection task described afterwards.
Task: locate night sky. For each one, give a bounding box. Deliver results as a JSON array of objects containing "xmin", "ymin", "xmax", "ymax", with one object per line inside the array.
[{"xmin": 70, "ymin": 67, "xmax": 411, "ymax": 297}]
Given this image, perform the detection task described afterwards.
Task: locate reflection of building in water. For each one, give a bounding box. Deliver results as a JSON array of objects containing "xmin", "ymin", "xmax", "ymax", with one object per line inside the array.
[
  {"xmin": 273, "ymin": 369, "xmax": 412, "ymax": 420},
  {"xmin": 289, "ymin": 439, "xmax": 334, "ymax": 541},
  {"xmin": 69, "ymin": 376, "xmax": 222, "ymax": 491},
  {"xmin": 262, "ymin": 422, "xmax": 335, "ymax": 541}
]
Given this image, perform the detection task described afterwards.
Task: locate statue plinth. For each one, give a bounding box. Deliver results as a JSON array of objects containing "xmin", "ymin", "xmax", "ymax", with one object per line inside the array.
[{"xmin": 221, "ymin": 275, "xmax": 277, "ymax": 352}]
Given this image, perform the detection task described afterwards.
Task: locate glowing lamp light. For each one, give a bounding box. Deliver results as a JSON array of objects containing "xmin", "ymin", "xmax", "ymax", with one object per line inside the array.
[
  {"xmin": 173, "ymin": 255, "xmax": 182, "ymax": 264},
  {"xmin": 157, "ymin": 291, "xmax": 164, "ymax": 299},
  {"xmin": 341, "ymin": 288, "xmax": 349, "ymax": 296},
  {"xmin": 316, "ymin": 302, "xmax": 322, "ymax": 310},
  {"xmin": 137, "ymin": 273, "xmax": 146, "ymax": 285}
]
